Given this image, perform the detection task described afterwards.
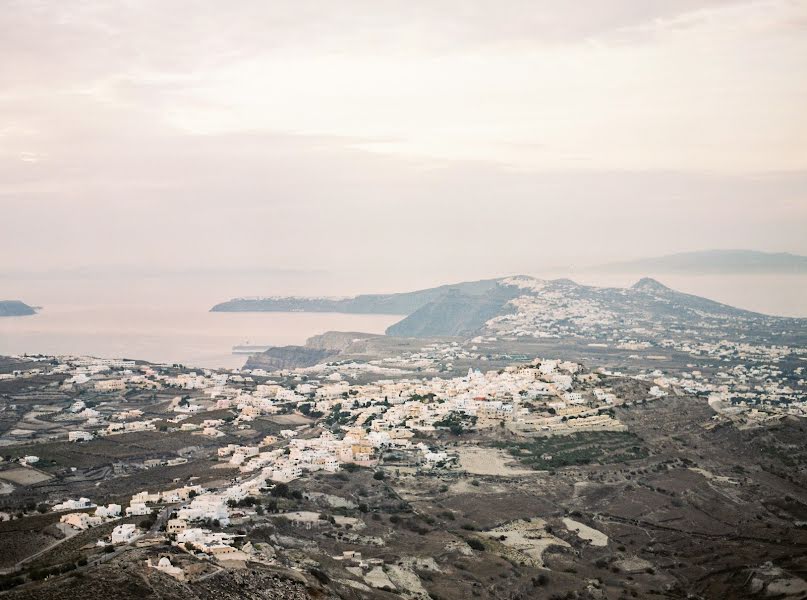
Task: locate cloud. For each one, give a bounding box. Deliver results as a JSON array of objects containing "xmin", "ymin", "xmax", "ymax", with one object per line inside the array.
[{"xmin": 1, "ymin": 0, "xmax": 806, "ymax": 283}]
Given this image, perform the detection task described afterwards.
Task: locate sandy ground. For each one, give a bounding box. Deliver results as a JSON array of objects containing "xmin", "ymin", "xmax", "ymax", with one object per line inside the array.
[
  {"xmin": 688, "ymin": 467, "xmax": 739, "ymax": 484},
  {"xmin": 211, "ymin": 463, "xmax": 240, "ymax": 470},
  {"xmin": 267, "ymin": 414, "xmax": 313, "ymax": 426},
  {"xmin": 0, "ymin": 467, "xmax": 52, "ymax": 485},
  {"xmin": 767, "ymin": 577, "xmax": 807, "ymax": 596},
  {"xmin": 481, "ymin": 518, "xmax": 570, "ymax": 568},
  {"xmin": 457, "ymin": 446, "xmax": 535, "ymax": 476},
  {"xmin": 386, "ymin": 565, "xmax": 429, "ymax": 597},
  {"xmin": 562, "ymin": 518, "xmax": 608, "ymax": 546},
  {"xmin": 615, "ymin": 557, "xmax": 654, "ymax": 573},
  {"xmin": 364, "ymin": 566, "xmax": 396, "ymax": 590}
]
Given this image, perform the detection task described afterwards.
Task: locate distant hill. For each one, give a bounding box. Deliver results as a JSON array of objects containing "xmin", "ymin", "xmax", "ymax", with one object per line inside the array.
[
  {"xmin": 0, "ymin": 300, "xmax": 36, "ymax": 317},
  {"xmin": 598, "ymin": 250, "xmax": 807, "ymax": 274},
  {"xmin": 212, "ymin": 274, "xmax": 806, "ymax": 343},
  {"xmin": 210, "ymin": 279, "xmax": 503, "ymax": 315}
]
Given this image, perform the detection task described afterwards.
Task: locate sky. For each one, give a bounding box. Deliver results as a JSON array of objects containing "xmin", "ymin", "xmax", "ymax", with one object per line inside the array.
[{"xmin": 2, "ymin": 0, "xmax": 807, "ymax": 295}]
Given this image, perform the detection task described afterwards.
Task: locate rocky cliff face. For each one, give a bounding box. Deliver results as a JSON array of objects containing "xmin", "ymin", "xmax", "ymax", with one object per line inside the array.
[
  {"xmin": 385, "ymin": 287, "xmax": 518, "ymax": 337},
  {"xmin": 243, "ymin": 346, "xmax": 338, "ymax": 370},
  {"xmin": 304, "ymin": 331, "xmax": 381, "ymax": 352}
]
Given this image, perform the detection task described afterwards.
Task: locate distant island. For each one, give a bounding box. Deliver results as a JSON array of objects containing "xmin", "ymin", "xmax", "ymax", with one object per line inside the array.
[
  {"xmin": 212, "ymin": 275, "xmax": 805, "ymax": 341},
  {"xmin": 0, "ymin": 300, "xmax": 36, "ymax": 317},
  {"xmin": 596, "ymin": 249, "xmax": 807, "ymax": 274},
  {"xmin": 210, "ymin": 279, "xmax": 504, "ymax": 316}
]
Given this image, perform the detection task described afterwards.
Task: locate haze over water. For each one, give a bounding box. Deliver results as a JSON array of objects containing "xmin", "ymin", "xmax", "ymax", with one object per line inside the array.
[
  {"xmin": 0, "ymin": 303, "xmax": 400, "ymax": 369},
  {"xmin": 1, "ymin": 271, "xmax": 805, "ymax": 369}
]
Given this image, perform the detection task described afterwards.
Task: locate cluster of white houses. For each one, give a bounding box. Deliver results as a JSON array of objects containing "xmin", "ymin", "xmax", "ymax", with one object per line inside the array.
[{"xmin": 38, "ymin": 352, "xmax": 643, "ymax": 479}]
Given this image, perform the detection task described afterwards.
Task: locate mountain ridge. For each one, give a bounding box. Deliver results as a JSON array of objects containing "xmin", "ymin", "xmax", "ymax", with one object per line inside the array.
[
  {"xmin": 212, "ymin": 275, "xmax": 806, "ymax": 342},
  {"xmin": 597, "ymin": 249, "xmax": 807, "ymax": 274}
]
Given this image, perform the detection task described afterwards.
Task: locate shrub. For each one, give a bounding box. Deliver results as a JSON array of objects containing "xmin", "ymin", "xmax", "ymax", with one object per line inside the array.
[
  {"xmin": 310, "ymin": 568, "xmax": 330, "ymax": 584},
  {"xmin": 271, "ymin": 483, "xmax": 290, "ymax": 497},
  {"xmin": 467, "ymin": 538, "xmax": 485, "ymax": 551}
]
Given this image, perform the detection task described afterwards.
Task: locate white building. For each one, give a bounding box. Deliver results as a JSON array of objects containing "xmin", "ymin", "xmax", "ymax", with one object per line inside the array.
[
  {"xmin": 61, "ymin": 512, "xmax": 102, "ymax": 530},
  {"xmin": 95, "ymin": 379, "xmax": 126, "ymax": 392},
  {"xmin": 53, "ymin": 497, "xmax": 94, "ymax": 511},
  {"xmin": 111, "ymin": 523, "xmax": 139, "ymax": 544},
  {"xmin": 125, "ymin": 502, "xmax": 152, "ymax": 516},
  {"xmin": 177, "ymin": 494, "xmax": 230, "ymax": 526},
  {"xmin": 68, "ymin": 431, "xmax": 94, "ymax": 442},
  {"xmin": 95, "ymin": 504, "xmax": 122, "ymax": 518}
]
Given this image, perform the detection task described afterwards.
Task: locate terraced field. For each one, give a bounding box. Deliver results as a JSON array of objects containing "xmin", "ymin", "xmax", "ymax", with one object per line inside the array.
[{"xmin": 491, "ymin": 430, "xmax": 650, "ymax": 470}]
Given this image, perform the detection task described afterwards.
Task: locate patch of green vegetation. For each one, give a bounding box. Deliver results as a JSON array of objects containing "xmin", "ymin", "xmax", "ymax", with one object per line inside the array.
[
  {"xmin": 324, "ymin": 403, "xmax": 353, "ymax": 426},
  {"xmin": 434, "ymin": 411, "xmax": 477, "ymax": 435},
  {"xmin": 491, "ymin": 431, "xmax": 649, "ymax": 469}
]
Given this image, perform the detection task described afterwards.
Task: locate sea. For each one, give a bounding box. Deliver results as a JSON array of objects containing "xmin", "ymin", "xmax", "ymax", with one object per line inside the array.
[{"xmin": 1, "ymin": 272, "xmax": 805, "ymax": 369}]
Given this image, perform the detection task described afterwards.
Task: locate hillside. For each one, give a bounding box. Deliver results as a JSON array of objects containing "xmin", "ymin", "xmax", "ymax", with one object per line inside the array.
[
  {"xmin": 481, "ymin": 275, "xmax": 800, "ymax": 345},
  {"xmin": 209, "ymin": 278, "xmax": 502, "ymax": 315},
  {"xmin": 0, "ymin": 301, "xmax": 36, "ymax": 317},
  {"xmin": 214, "ymin": 275, "xmax": 807, "ymax": 345},
  {"xmin": 386, "ymin": 286, "xmax": 519, "ymax": 337}
]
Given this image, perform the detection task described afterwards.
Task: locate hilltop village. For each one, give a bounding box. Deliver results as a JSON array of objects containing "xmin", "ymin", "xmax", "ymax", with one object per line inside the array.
[{"xmin": 1, "ymin": 335, "xmax": 807, "ymax": 599}]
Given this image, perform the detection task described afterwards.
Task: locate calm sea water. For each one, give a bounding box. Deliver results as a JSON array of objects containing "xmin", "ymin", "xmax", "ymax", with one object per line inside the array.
[{"xmin": 0, "ymin": 304, "xmax": 401, "ymax": 369}]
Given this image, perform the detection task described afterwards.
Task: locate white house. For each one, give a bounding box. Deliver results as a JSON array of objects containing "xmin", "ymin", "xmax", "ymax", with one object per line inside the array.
[
  {"xmin": 95, "ymin": 504, "xmax": 122, "ymax": 518},
  {"xmin": 95, "ymin": 379, "xmax": 126, "ymax": 392},
  {"xmin": 69, "ymin": 431, "xmax": 94, "ymax": 442},
  {"xmin": 177, "ymin": 494, "xmax": 230, "ymax": 526},
  {"xmin": 60, "ymin": 512, "xmax": 102, "ymax": 530},
  {"xmin": 111, "ymin": 523, "xmax": 139, "ymax": 544},
  {"xmin": 125, "ymin": 502, "xmax": 152, "ymax": 516},
  {"xmin": 53, "ymin": 497, "xmax": 94, "ymax": 511}
]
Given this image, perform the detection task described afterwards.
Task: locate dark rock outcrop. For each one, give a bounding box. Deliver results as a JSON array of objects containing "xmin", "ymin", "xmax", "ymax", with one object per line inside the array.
[{"xmin": 243, "ymin": 346, "xmax": 338, "ymax": 370}]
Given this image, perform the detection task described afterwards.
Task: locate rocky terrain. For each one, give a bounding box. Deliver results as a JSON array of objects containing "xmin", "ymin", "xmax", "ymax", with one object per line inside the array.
[
  {"xmin": 243, "ymin": 346, "xmax": 338, "ymax": 371},
  {"xmin": 1, "ymin": 276, "xmax": 805, "ymax": 600},
  {"xmin": 0, "ymin": 345, "xmax": 805, "ymax": 600},
  {"xmin": 210, "ymin": 276, "xmax": 807, "ymax": 343}
]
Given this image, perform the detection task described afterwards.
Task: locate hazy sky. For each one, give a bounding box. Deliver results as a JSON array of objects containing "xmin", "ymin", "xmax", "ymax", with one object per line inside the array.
[{"xmin": 2, "ymin": 0, "xmax": 807, "ymax": 290}]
